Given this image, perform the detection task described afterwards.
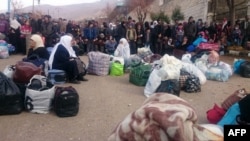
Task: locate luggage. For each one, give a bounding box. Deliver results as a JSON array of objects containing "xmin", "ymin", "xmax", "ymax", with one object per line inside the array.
[
  {"xmin": 129, "ymin": 64, "xmax": 152, "ymax": 86},
  {"xmin": 0, "ymin": 41, "xmax": 9, "ymax": 59},
  {"xmin": 47, "ymin": 69, "xmax": 67, "ymax": 84},
  {"xmin": 87, "ymin": 51, "xmax": 110, "ymax": 76},
  {"xmin": 206, "ymin": 104, "xmax": 226, "ymax": 124},
  {"xmin": 0, "ymin": 72, "xmax": 23, "ymax": 115},
  {"xmin": 173, "ymin": 49, "xmax": 186, "ymax": 60},
  {"xmin": 110, "ymin": 62, "xmax": 124, "ymax": 76},
  {"xmin": 25, "ymin": 75, "xmax": 55, "ymax": 114},
  {"xmin": 155, "ymin": 79, "xmax": 180, "ymax": 96},
  {"xmin": 54, "ymin": 86, "xmax": 79, "ymax": 117},
  {"xmin": 239, "ymin": 61, "xmax": 250, "ymax": 78},
  {"xmin": 184, "ymin": 74, "xmax": 201, "ymax": 93},
  {"xmin": 3, "ymin": 65, "xmax": 15, "ymax": 79},
  {"xmin": 198, "ymin": 43, "xmax": 219, "ymax": 51},
  {"xmin": 22, "ymin": 54, "xmax": 47, "ymax": 69},
  {"xmin": 221, "ymin": 88, "xmax": 247, "ymax": 110},
  {"xmin": 13, "ymin": 61, "xmax": 42, "ymax": 84}
]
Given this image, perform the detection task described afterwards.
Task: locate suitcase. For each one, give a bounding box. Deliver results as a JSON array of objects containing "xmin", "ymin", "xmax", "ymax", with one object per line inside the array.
[
  {"xmin": 47, "ymin": 69, "xmax": 67, "ymax": 84},
  {"xmin": 54, "ymin": 86, "xmax": 79, "ymax": 117}
]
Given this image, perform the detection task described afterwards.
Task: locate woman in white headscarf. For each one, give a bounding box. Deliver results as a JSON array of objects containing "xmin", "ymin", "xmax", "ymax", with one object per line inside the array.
[
  {"xmin": 114, "ymin": 38, "xmax": 131, "ymax": 68},
  {"xmin": 48, "ymin": 34, "xmax": 87, "ymax": 84},
  {"xmin": 27, "ymin": 34, "xmax": 49, "ymax": 59},
  {"xmin": 114, "ymin": 38, "xmax": 130, "ymax": 59}
]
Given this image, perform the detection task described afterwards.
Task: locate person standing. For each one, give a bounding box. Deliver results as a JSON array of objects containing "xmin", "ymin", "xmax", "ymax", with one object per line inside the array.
[
  {"xmin": 126, "ymin": 24, "xmax": 137, "ymax": 54},
  {"xmin": 41, "ymin": 15, "xmax": 54, "ymax": 47},
  {"xmin": 84, "ymin": 21, "xmax": 98, "ymax": 53},
  {"xmin": 184, "ymin": 16, "xmax": 197, "ymax": 44},
  {"xmin": 20, "ymin": 19, "xmax": 32, "ymax": 55}
]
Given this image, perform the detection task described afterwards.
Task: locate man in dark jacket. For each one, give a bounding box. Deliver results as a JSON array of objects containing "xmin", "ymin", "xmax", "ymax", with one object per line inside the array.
[
  {"xmin": 83, "ymin": 21, "xmax": 98, "ymax": 53},
  {"xmin": 41, "ymin": 15, "xmax": 54, "ymax": 47},
  {"xmin": 184, "ymin": 16, "xmax": 197, "ymax": 44}
]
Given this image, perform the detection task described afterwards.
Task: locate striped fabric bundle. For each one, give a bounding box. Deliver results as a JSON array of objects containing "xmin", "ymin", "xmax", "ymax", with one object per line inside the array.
[
  {"xmin": 87, "ymin": 51, "xmax": 110, "ymax": 76},
  {"xmin": 221, "ymin": 88, "xmax": 248, "ymax": 110}
]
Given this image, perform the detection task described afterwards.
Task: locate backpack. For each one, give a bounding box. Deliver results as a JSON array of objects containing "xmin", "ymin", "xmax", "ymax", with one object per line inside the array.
[
  {"xmin": 184, "ymin": 74, "xmax": 201, "ymax": 93},
  {"xmin": 54, "ymin": 86, "xmax": 79, "ymax": 117}
]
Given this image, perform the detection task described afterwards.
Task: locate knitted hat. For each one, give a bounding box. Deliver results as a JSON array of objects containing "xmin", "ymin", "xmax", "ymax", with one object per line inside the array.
[{"xmin": 238, "ymin": 94, "xmax": 250, "ymax": 123}]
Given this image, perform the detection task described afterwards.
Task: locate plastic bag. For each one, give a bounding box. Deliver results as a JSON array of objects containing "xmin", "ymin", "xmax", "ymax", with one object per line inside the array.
[
  {"xmin": 0, "ymin": 42, "xmax": 9, "ymax": 59},
  {"xmin": 110, "ymin": 62, "xmax": 124, "ymax": 76},
  {"xmin": 144, "ymin": 68, "xmax": 162, "ymax": 97},
  {"xmin": 25, "ymin": 75, "xmax": 55, "ymax": 114},
  {"xmin": 3, "ymin": 65, "xmax": 15, "ymax": 79}
]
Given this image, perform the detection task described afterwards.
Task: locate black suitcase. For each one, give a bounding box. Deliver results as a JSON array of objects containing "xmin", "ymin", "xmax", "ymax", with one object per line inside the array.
[{"xmin": 54, "ymin": 86, "xmax": 79, "ymax": 117}]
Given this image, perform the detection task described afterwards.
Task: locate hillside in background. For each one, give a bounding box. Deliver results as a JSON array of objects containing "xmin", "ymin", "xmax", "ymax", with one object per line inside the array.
[{"xmin": 19, "ymin": 0, "xmax": 117, "ymax": 20}]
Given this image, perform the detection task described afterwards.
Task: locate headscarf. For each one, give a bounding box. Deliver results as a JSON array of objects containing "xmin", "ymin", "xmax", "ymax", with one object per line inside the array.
[
  {"xmin": 30, "ymin": 34, "xmax": 44, "ymax": 50},
  {"xmin": 114, "ymin": 38, "xmax": 130, "ymax": 59},
  {"xmin": 48, "ymin": 35, "xmax": 77, "ymax": 69}
]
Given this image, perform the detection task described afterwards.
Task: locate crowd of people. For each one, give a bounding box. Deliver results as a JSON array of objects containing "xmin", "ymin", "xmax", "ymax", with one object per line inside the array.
[
  {"xmin": 1, "ymin": 12, "xmax": 250, "ymax": 56},
  {"xmin": 1, "ymin": 11, "xmax": 250, "ymax": 83}
]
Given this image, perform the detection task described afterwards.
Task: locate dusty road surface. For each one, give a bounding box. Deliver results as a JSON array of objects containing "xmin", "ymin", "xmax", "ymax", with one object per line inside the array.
[{"xmin": 0, "ymin": 54, "xmax": 249, "ymax": 141}]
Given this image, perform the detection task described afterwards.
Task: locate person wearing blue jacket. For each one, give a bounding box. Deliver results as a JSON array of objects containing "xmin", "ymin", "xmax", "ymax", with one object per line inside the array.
[{"xmin": 84, "ymin": 21, "xmax": 98, "ymax": 53}]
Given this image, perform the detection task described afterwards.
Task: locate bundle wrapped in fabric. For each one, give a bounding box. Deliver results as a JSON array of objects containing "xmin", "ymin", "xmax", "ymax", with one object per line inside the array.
[
  {"xmin": 198, "ymin": 43, "xmax": 219, "ymax": 51},
  {"xmin": 137, "ymin": 47, "xmax": 153, "ymax": 63},
  {"xmin": 108, "ymin": 93, "xmax": 223, "ymax": 141},
  {"xmin": 205, "ymin": 61, "xmax": 233, "ymax": 82}
]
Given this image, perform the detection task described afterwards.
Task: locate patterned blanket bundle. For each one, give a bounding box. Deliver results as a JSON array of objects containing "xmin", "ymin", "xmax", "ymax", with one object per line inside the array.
[{"xmin": 108, "ymin": 93, "xmax": 223, "ymax": 141}]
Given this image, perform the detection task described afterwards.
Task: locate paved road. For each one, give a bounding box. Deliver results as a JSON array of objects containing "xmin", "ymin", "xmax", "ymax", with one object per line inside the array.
[{"xmin": 0, "ymin": 54, "xmax": 249, "ymax": 141}]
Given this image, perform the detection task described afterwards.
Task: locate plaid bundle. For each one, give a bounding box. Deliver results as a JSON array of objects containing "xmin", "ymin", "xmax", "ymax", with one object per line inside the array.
[{"xmin": 184, "ymin": 74, "xmax": 201, "ymax": 93}]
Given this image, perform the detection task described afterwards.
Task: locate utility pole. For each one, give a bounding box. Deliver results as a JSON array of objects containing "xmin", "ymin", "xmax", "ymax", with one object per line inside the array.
[
  {"xmin": 8, "ymin": 0, "xmax": 11, "ymax": 13},
  {"xmin": 32, "ymin": 0, "xmax": 35, "ymax": 13}
]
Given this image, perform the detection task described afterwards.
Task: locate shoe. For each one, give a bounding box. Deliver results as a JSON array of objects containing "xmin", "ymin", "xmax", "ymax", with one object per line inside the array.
[
  {"xmin": 78, "ymin": 77, "xmax": 88, "ymax": 81},
  {"xmin": 69, "ymin": 79, "xmax": 81, "ymax": 84}
]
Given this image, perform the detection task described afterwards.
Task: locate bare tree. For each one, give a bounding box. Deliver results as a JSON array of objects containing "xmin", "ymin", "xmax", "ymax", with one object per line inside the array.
[
  {"xmin": 103, "ymin": 2, "xmax": 113, "ymax": 22},
  {"xmin": 11, "ymin": 0, "xmax": 23, "ymax": 15},
  {"xmin": 226, "ymin": 0, "xmax": 235, "ymax": 25},
  {"xmin": 126, "ymin": 0, "xmax": 152, "ymax": 23}
]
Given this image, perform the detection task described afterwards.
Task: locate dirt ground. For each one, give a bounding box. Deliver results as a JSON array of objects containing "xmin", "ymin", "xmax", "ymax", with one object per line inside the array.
[{"xmin": 0, "ymin": 54, "xmax": 249, "ymax": 141}]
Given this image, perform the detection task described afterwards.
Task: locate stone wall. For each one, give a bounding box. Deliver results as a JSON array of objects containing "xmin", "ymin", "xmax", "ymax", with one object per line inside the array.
[{"xmin": 127, "ymin": 0, "xmax": 249, "ymax": 23}]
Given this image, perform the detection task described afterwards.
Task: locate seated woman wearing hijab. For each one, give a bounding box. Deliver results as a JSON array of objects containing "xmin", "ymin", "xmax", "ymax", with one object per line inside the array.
[
  {"xmin": 27, "ymin": 34, "xmax": 50, "ymax": 60},
  {"xmin": 114, "ymin": 38, "xmax": 130, "ymax": 60},
  {"xmin": 49, "ymin": 34, "xmax": 87, "ymax": 84}
]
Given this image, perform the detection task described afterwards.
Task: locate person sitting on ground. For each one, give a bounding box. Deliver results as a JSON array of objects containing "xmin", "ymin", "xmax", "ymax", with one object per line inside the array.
[
  {"xmin": 48, "ymin": 34, "xmax": 88, "ymax": 84},
  {"xmin": 27, "ymin": 34, "xmax": 50, "ymax": 60},
  {"xmin": 177, "ymin": 36, "xmax": 190, "ymax": 51},
  {"xmin": 114, "ymin": 38, "xmax": 130, "ymax": 68},
  {"xmin": 105, "ymin": 36, "xmax": 117, "ymax": 55}
]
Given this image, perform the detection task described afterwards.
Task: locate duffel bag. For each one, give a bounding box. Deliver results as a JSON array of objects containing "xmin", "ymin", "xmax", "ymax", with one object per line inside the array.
[
  {"xmin": 240, "ymin": 61, "xmax": 250, "ymax": 78},
  {"xmin": 13, "ymin": 61, "xmax": 42, "ymax": 84},
  {"xmin": 129, "ymin": 64, "xmax": 152, "ymax": 86},
  {"xmin": 0, "ymin": 72, "xmax": 23, "ymax": 115},
  {"xmin": 54, "ymin": 86, "xmax": 79, "ymax": 117}
]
